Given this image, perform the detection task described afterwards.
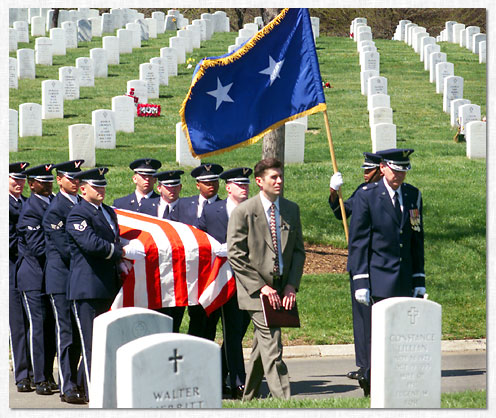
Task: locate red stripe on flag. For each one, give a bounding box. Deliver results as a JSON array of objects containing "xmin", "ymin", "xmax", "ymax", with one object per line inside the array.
[
  {"xmin": 188, "ymin": 225, "xmax": 212, "ymax": 296},
  {"xmin": 137, "ymin": 231, "xmax": 162, "ymax": 309},
  {"xmin": 203, "ymin": 258, "xmax": 236, "ymax": 316}
]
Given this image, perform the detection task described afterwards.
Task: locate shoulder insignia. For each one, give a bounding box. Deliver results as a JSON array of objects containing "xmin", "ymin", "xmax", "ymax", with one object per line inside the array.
[
  {"xmin": 362, "ymin": 186, "xmax": 367, "ymax": 190},
  {"xmin": 27, "ymin": 225, "xmax": 41, "ymax": 231},
  {"xmin": 73, "ymin": 220, "xmax": 87, "ymax": 231},
  {"xmin": 51, "ymin": 220, "xmax": 64, "ymax": 230}
]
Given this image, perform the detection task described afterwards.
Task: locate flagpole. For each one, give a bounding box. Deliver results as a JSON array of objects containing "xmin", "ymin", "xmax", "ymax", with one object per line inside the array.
[{"xmin": 323, "ymin": 110, "xmax": 349, "ymax": 244}]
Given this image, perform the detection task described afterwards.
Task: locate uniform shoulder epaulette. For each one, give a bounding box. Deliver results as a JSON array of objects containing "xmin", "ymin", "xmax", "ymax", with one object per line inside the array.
[{"xmin": 361, "ymin": 182, "xmax": 379, "ymax": 191}]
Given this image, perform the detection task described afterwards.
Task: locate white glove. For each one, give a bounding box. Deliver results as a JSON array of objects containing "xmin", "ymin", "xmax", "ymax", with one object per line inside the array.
[
  {"xmin": 215, "ymin": 242, "xmax": 228, "ymax": 258},
  {"xmin": 123, "ymin": 239, "xmax": 146, "ymax": 260},
  {"xmin": 330, "ymin": 172, "xmax": 344, "ymax": 191},
  {"xmin": 355, "ymin": 288, "xmax": 370, "ymax": 306},
  {"xmin": 413, "ymin": 287, "xmax": 426, "ymax": 298}
]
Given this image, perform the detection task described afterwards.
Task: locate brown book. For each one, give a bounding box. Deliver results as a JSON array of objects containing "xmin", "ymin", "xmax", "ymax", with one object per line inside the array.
[{"xmin": 260, "ymin": 294, "xmax": 300, "ymax": 328}]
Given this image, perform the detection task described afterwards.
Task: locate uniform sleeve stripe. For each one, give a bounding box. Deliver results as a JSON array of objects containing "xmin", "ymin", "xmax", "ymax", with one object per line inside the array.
[
  {"xmin": 105, "ymin": 243, "xmax": 114, "ymax": 260},
  {"xmin": 353, "ymin": 274, "xmax": 369, "ymax": 280},
  {"xmin": 412, "ymin": 273, "xmax": 425, "ymax": 278}
]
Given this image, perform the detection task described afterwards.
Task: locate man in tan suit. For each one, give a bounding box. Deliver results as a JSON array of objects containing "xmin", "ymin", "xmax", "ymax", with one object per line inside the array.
[{"xmin": 227, "ymin": 158, "xmax": 305, "ymax": 400}]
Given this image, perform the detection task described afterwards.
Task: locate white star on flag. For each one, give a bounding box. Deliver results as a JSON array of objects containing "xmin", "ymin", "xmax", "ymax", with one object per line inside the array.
[
  {"xmin": 259, "ymin": 56, "xmax": 285, "ymax": 86},
  {"xmin": 207, "ymin": 77, "xmax": 234, "ymax": 110}
]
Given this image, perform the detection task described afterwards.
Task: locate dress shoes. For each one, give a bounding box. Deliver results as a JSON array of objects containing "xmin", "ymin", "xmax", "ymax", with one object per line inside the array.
[
  {"xmin": 16, "ymin": 378, "xmax": 34, "ymax": 392},
  {"xmin": 346, "ymin": 367, "xmax": 365, "ymax": 380},
  {"xmin": 61, "ymin": 388, "xmax": 87, "ymax": 404},
  {"xmin": 358, "ymin": 376, "xmax": 370, "ymax": 397},
  {"xmin": 35, "ymin": 381, "xmax": 53, "ymax": 395},
  {"xmin": 48, "ymin": 376, "xmax": 59, "ymax": 392},
  {"xmin": 231, "ymin": 384, "xmax": 245, "ymax": 400}
]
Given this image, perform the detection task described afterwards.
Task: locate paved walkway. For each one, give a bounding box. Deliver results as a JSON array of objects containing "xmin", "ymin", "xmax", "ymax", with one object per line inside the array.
[{"xmin": 7, "ymin": 339, "xmax": 486, "ymax": 408}]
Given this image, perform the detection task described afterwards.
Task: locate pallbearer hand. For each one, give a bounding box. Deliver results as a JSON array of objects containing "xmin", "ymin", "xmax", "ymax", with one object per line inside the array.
[
  {"xmin": 355, "ymin": 288, "xmax": 370, "ymax": 306},
  {"xmin": 330, "ymin": 172, "xmax": 344, "ymax": 191}
]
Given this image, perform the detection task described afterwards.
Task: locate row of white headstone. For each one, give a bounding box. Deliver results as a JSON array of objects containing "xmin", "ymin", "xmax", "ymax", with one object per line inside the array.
[
  {"xmin": 393, "ymin": 20, "xmax": 485, "ymax": 159},
  {"xmin": 438, "ymin": 21, "xmax": 486, "ymax": 63},
  {"xmin": 351, "ymin": 18, "xmax": 397, "ymax": 153}
]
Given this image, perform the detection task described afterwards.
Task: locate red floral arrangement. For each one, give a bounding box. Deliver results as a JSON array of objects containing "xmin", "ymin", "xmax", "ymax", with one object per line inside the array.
[{"xmin": 125, "ymin": 88, "xmax": 161, "ymax": 117}]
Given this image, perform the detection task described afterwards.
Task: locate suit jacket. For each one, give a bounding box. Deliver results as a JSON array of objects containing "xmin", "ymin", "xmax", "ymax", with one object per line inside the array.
[
  {"xmin": 42, "ymin": 192, "xmax": 79, "ymax": 294},
  {"xmin": 227, "ymin": 194, "xmax": 305, "ymax": 311},
  {"xmin": 198, "ymin": 199, "xmax": 228, "ymax": 244},
  {"xmin": 113, "ymin": 191, "xmax": 159, "ymax": 212},
  {"xmin": 170, "ymin": 195, "xmax": 221, "ymax": 228},
  {"xmin": 16, "ymin": 194, "xmax": 51, "ymax": 292},
  {"xmin": 66, "ymin": 200, "xmax": 123, "ymax": 300},
  {"xmin": 347, "ymin": 180, "xmax": 425, "ymax": 298},
  {"xmin": 9, "ymin": 194, "xmax": 26, "ymax": 287}
]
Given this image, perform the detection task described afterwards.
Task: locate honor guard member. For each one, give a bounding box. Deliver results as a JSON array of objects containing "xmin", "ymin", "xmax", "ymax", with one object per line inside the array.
[
  {"xmin": 198, "ymin": 167, "xmax": 253, "ymax": 399},
  {"xmin": 227, "ymin": 158, "xmax": 305, "ymax": 401},
  {"xmin": 42, "ymin": 160, "xmax": 86, "ymax": 404},
  {"xmin": 348, "ymin": 148, "xmax": 425, "ymax": 397},
  {"xmin": 328, "ymin": 152, "xmax": 383, "ymax": 382},
  {"xmin": 113, "ymin": 158, "xmax": 161, "ymax": 211},
  {"xmin": 139, "ymin": 169, "xmax": 185, "ymax": 332},
  {"xmin": 169, "ymin": 163, "xmax": 223, "ymax": 338},
  {"xmin": 16, "ymin": 163, "xmax": 57, "ymax": 395},
  {"xmin": 9, "ymin": 162, "xmax": 33, "ymax": 393},
  {"xmin": 67, "ymin": 168, "xmax": 144, "ymax": 400}
]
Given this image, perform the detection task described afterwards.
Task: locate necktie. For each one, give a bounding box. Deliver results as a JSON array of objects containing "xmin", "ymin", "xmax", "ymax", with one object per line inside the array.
[
  {"xmin": 394, "ymin": 191, "xmax": 402, "ymax": 222},
  {"xmin": 270, "ymin": 203, "xmax": 280, "ymax": 276},
  {"xmin": 163, "ymin": 205, "xmax": 170, "ymax": 218}
]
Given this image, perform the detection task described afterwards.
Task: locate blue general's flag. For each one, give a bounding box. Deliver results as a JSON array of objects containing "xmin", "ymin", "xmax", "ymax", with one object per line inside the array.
[{"xmin": 180, "ymin": 8, "xmax": 326, "ymax": 158}]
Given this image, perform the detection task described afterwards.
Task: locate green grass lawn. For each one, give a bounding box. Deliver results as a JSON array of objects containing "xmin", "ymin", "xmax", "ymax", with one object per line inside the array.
[{"xmin": 9, "ymin": 28, "xmax": 486, "ymax": 343}]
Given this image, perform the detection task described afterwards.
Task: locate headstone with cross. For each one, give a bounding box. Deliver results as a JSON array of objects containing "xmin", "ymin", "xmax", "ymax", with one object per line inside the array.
[
  {"xmin": 89, "ymin": 307, "xmax": 173, "ymax": 408},
  {"xmin": 370, "ymin": 297, "xmax": 442, "ymax": 408},
  {"xmin": 115, "ymin": 333, "xmax": 221, "ymax": 408}
]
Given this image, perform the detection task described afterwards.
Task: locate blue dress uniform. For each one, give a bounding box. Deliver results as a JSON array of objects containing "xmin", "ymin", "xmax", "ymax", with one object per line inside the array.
[
  {"xmin": 113, "ymin": 158, "xmax": 161, "ymax": 211},
  {"xmin": 42, "ymin": 160, "xmax": 86, "ymax": 403},
  {"xmin": 169, "ymin": 163, "xmax": 223, "ymax": 337},
  {"xmin": 347, "ymin": 149, "xmax": 425, "ymax": 395},
  {"xmin": 66, "ymin": 168, "xmax": 124, "ymax": 399},
  {"xmin": 328, "ymin": 152, "xmax": 382, "ymax": 380},
  {"xmin": 197, "ymin": 167, "xmax": 252, "ymax": 399},
  {"xmin": 9, "ymin": 162, "xmax": 33, "ymax": 392},
  {"xmin": 138, "ymin": 170, "xmax": 186, "ymax": 332},
  {"xmin": 16, "ymin": 164, "xmax": 57, "ymax": 395}
]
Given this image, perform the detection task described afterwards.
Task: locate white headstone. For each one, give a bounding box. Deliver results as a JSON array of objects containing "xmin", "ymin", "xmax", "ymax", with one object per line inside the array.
[
  {"xmin": 68, "ymin": 124, "xmax": 95, "ymax": 167},
  {"xmin": 31, "ymin": 16, "xmax": 45, "ymax": 37},
  {"xmin": 9, "ymin": 58, "xmax": 18, "ymax": 89},
  {"xmin": 459, "ymin": 104, "xmax": 481, "ymax": 135},
  {"xmin": 9, "ymin": 28, "xmax": 18, "ymax": 52},
  {"xmin": 125, "ymin": 22, "xmax": 141, "ymax": 48},
  {"xmin": 176, "ymin": 122, "xmax": 200, "ymax": 167},
  {"xmin": 411, "ymin": 27, "xmax": 427, "ymax": 52},
  {"xmin": 177, "ymin": 29, "xmax": 193, "ymax": 53},
  {"xmin": 165, "ymin": 15, "xmax": 177, "ymax": 31},
  {"xmin": 69, "ymin": 10, "xmax": 80, "ymax": 23},
  {"xmin": 435, "ymin": 62, "xmax": 454, "ymax": 94},
  {"xmin": 150, "ymin": 57, "xmax": 168, "ymax": 86},
  {"xmin": 356, "ymin": 31, "xmax": 373, "ymax": 46},
  {"xmin": 367, "ymin": 76, "xmax": 388, "ymax": 99},
  {"xmin": 19, "ymin": 103, "xmax": 42, "ymax": 137},
  {"xmin": 115, "ymin": 333, "xmax": 221, "ymax": 408},
  {"xmin": 14, "ymin": 21, "xmax": 29, "ymax": 43},
  {"xmin": 201, "ymin": 13, "xmax": 214, "ymax": 39},
  {"xmin": 465, "ymin": 26, "xmax": 480, "ymax": 50},
  {"xmin": 453, "ymin": 23, "xmax": 465, "ymax": 44},
  {"xmin": 354, "ymin": 23, "xmax": 366, "ymax": 42},
  {"xmin": 479, "ymin": 41, "xmax": 486, "ymax": 64},
  {"xmin": 358, "ymin": 40, "xmax": 375, "ymax": 53},
  {"xmin": 145, "ymin": 18, "xmax": 158, "ymax": 39},
  {"xmin": 152, "ymin": 12, "xmax": 165, "ymax": 34},
  {"xmin": 186, "ymin": 25, "xmax": 201, "ymax": 49},
  {"xmin": 459, "ymin": 29, "xmax": 467, "ymax": 47},
  {"xmin": 127, "ymin": 80, "xmax": 148, "ymax": 104},
  {"xmin": 102, "ymin": 36, "xmax": 120, "ymax": 65},
  {"xmin": 370, "ymin": 298, "xmax": 441, "ymax": 408},
  {"xmin": 139, "ymin": 63, "xmax": 160, "ymax": 99},
  {"xmin": 78, "ymin": 18, "xmax": 92, "ymax": 42},
  {"xmin": 89, "ymin": 17, "xmax": 102, "ymax": 37},
  {"xmin": 423, "ymin": 44, "xmax": 440, "ymax": 70},
  {"xmin": 214, "ymin": 11, "xmax": 229, "ymax": 33},
  {"xmin": 465, "ymin": 121, "xmax": 486, "ymax": 159},
  {"xmin": 59, "ymin": 66, "xmax": 80, "ymax": 100},
  {"xmin": 92, "ymin": 109, "xmax": 116, "ymax": 149},
  {"xmin": 50, "ymin": 27, "xmax": 66, "ymax": 55},
  {"xmin": 443, "ymin": 76, "xmax": 464, "ymax": 114},
  {"xmin": 369, "ymin": 107, "xmax": 393, "ymax": 127},
  {"xmin": 58, "ymin": 10, "xmax": 71, "ymax": 27},
  {"xmin": 472, "ymin": 33, "xmax": 486, "ymax": 54},
  {"xmin": 76, "ymin": 57, "xmax": 94, "ymax": 87},
  {"xmin": 117, "ymin": 29, "xmax": 133, "ymax": 54},
  {"xmin": 192, "ymin": 19, "xmax": 207, "ymax": 42},
  {"xmin": 419, "ymin": 37, "xmax": 435, "ymax": 62},
  {"xmin": 407, "ymin": 23, "xmax": 419, "ymax": 46},
  {"xmin": 284, "ymin": 121, "xmax": 306, "ymax": 164},
  {"xmin": 62, "ymin": 21, "xmax": 78, "ymax": 49},
  {"xmin": 445, "ymin": 21, "xmax": 457, "ymax": 43},
  {"xmin": 34, "ymin": 37, "xmax": 52, "ymax": 66},
  {"xmin": 110, "ymin": 8, "xmax": 123, "ymax": 29},
  {"xmin": 371, "ymin": 123, "xmax": 397, "ymax": 152},
  {"xmin": 89, "ymin": 307, "xmax": 173, "ymax": 408},
  {"xmin": 160, "ymin": 47, "xmax": 178, "ymax": 77},
  {"xmin": 429, "ymin": 52, "xmax": 447, "ymax": 83},
  {"xmin": 101, "ymin": 13, "xmax": 115, "ymax": 34},
  {"xmin": 169, "ymin": 36, "xmax": 186, "ymax": 64},
  {"xmin": 404, "ymin": 23, "xmax": 416, "ymax": 44},
  {"xmin": 10, "ymin": 109, "xmax": 19, "ymax": 152},
  {"xmin": 90, "ymin": 48, "xmax": 108, "ymax": 78},
  {"xmin": 112, "ymin": 95, "xmax": 135, "ymax": 133},
  {"xmin": 450, "ymin": 99, "xmax": 471, "ymax": 127},
  {"xmin": 360, "ymin": 70, "xmax": 379, "ymax": 95},
  {"xmin": 17, "ymin": 49, "xmax": 35, "ymax": 80},
  {"xmin": 42, "ymin": 80, "xmax": 64, "ymax": 119},
  {"xmin": 361, "ymin": 51, "xmax": 380, "ymax": 72},
  {"xmin": 310, "ymin": 17, "xmax": 320, "ymax": 38},
  {"xmin": 135, "ymin": 18, "xmax": 149, "ymax": 41}
]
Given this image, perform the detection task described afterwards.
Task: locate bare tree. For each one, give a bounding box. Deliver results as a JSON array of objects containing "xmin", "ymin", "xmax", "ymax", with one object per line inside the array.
[{"xmin": 234, "ymin": 8, "xmax": 247, "ymax": 30}]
